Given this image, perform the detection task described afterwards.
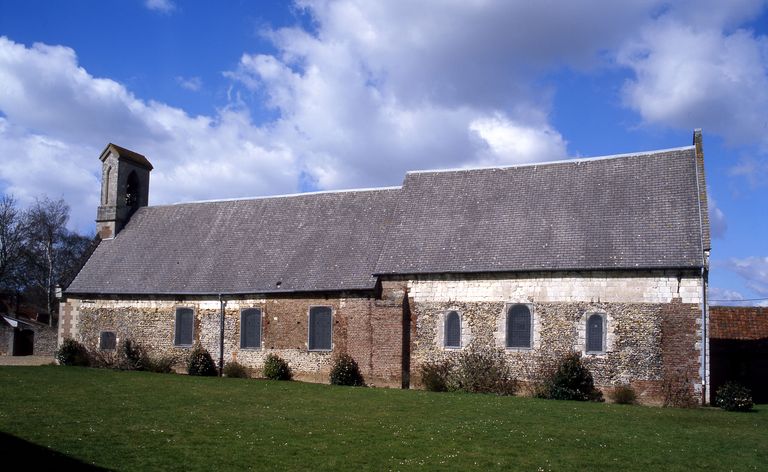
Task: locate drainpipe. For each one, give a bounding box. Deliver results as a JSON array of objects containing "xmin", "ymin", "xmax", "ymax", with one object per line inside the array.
[
  {"xmin": 219, "ymin": 294, "xmax": 226, "ymax": 377},
  {"xmin": 700, "ymin": 266, "xmax": 709, "ymax": 405}
]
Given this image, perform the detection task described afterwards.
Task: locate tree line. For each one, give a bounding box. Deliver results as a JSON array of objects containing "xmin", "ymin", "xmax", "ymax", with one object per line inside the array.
[{"xmin": 0, "ymin": 194, "xmax": 94, "ymax": 325}]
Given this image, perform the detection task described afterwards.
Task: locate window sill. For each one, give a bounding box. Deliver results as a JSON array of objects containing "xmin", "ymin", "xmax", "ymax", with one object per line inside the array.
[{"xmin": 585, "ymin": 351, "xmax": 606, "ymax": 356}]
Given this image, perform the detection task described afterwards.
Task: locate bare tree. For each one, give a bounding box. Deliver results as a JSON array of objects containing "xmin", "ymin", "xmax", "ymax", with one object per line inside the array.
[
  {"xmin": 22, "ymin": 197, "xmax": 71, "ymax": 323},
  {"xmin": 0, "ymin": 194, "xmax": 25, "ymax": 294}
]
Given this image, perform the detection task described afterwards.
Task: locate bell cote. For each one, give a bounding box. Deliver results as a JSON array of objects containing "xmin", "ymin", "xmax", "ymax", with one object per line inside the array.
[{"xmin": 96, "ymin": 143, "xmax": 152, "ymax": 239}]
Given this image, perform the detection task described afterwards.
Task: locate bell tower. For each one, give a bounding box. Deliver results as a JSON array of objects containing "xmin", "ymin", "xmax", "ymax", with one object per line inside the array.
[{"xmin": 96, "ymin": 143, "xmax": 153, "ymax": 239}]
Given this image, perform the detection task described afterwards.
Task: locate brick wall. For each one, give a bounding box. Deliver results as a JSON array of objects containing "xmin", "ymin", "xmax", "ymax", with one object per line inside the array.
[
  {"xmin": 709, "ymin": 306, "xmax": 768, "ymax": 403},
  {"xmin": 60, "ymin": 291, "xmax": 404, "ymax": 387}
]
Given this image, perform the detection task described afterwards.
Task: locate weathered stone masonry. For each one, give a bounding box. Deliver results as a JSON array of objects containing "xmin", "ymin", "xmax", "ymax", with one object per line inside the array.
[
  {"xmin": 401, "ymin": 270, "xmax": 705, "ymax": 403},
  {"xmin": 60, "ymin": 290, "xmax": 404, "ymax": 387}
]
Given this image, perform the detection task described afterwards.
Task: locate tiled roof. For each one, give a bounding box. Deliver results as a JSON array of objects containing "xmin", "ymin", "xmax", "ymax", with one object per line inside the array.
[
  {"xmin": 66, "ymin": 188, "xmax": 399, "ymax": 295},
  {"xmin": 375, "ymin": 147, "xmax": 705, "ymax": 274},
  {"xmin": 66, "ymin": 145, "xmax": 708, "ymax": 295},
  {"xmin": 710, "ymin": 306, "xmax": 768, "ymax": 340}
]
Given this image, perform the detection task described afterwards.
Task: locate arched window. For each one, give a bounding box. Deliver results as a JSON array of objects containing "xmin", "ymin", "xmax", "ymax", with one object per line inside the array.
[
  {"xmin": 125, "ymin": 170, "xmax": 140, "ymax": 216},
  {"xmin": 240, "ymin": 308, "xmax": 262, "ymax": 349},
  {"xmin": 444, "ymin": 311, "xmax": 461, "ymax": 348},
  {"xmin": 586, "ymin": 314, "xmax": 605, "ymax": 353},
  {"xmin": 506, "ymin": 304, "xmax": 532, "ymax": 348},
  {"xmin": 102, "ymin": 166, "xmax": 111, "ymax": 204},
  {"xmin": 174, "ymin": 307, "xmax": 194, "ymax": 346}
]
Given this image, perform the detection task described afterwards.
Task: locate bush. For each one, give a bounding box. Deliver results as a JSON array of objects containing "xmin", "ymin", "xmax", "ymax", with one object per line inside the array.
[
  {"xmin": 543, "ymin": 352, "xmax": 602, "ymax": 401},
  {"xmin": 143, "ymin": 353, "xmax": 178, "ymax": 374},
  {"xmin": 263, "ymin": 354, "xmax": 292, "ymax": 381},
  {"xmin": 420, "ymin": 359, "xmax": 454, "ymax": 392},
  {"xmin": 120, "ymin": 339, "xmax": 145, "ymax": 371},
  {"xmin": 452, "ymin": 347, "xmax": 516, "ymax": 395},
  {"xmin": 329, "ymin": 354, "xmax": 364, "ymax": 386},
  {"xmin": 716, "ymin": 382, "xmax": 754, "ymax": 412},
  {"xmin": 223, "ymin": 361, "xmax": 250, "ymax": 378},
  {"xmin": 56, "ymin": 338, "xmax": 90, "ymax": 367},
  {"xmin": 89, "ymin": 349, "xmax": 119, "ymax": 369},
  {"xmin": 609, "ymin": 384, "xmax": 637, "ymax": 405},
  {"xmin": 187, "ymin": 344, "xmax": 218, "ymax": 376}
]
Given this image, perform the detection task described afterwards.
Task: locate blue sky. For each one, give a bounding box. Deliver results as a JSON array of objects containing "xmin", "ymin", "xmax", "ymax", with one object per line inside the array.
[{"xmin": 0, "ymin": 0, "xmax": 766, "ymax": 305}]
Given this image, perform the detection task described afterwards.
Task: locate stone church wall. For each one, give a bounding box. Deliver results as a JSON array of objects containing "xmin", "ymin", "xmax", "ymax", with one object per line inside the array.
[
  {"xmin": 59, "ymin": 291, "xmax": 404, "ymax": 387},
  {"xmin": 402, "ymin": 270, "xmax": 705, "ymax": 404}
]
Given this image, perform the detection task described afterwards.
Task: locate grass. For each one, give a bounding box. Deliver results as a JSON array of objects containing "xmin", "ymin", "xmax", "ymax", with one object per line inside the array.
[{"xmin": 1, "ymin": 367, "xmax": 765, "ymax": 471}]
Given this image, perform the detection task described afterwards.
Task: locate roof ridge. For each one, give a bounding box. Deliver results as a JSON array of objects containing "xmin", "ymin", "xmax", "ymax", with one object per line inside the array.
[
  {"xmin": 153, "ymin": 185, "xmax": 402, "ymax": 208},
  {"xmin": 406, "ymin": 145, "xmax": 695, "ymax": 176}
]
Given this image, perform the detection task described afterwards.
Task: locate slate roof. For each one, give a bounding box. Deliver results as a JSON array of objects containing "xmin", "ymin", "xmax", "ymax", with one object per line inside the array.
[
  {"xmin": 101, "ymin": 143, "xmax": 154, "ymax": 170},
  {"xmin": 66, "ymin": 188, "xmax": 399, "ymax": 295},
  {"xmin": 66, "ymin": 145, "xmax": 708, "ymax": 296},
  {"xmin": 375, "ymin": 146, "xmax": 707, "ymax": 274}
]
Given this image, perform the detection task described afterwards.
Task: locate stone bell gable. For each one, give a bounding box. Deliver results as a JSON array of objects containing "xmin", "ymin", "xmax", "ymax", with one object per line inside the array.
[{"xmin": 96, "ymin": 143, "xmax": 152, "ymax": 239}]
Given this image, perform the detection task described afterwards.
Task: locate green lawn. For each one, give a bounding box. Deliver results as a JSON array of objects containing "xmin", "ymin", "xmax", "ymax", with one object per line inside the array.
[{"xmin": 0, "ymin": 367, "xmax": 765, "ymax": 471}]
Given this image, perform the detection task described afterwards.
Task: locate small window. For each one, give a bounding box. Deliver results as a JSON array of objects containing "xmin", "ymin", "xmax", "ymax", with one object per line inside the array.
[
  {"xmin": 174, "ymin": 307, "xmax": 194, "ymax": 346},
  {"xmin": 506, "ymin": 304, "xmax": 532, "ymax": 348},
  {"xmin": 586, "ymin": 314, "xmax": 605, "ymax": 353},
  {"xmin": 308, "ymin": 306, "xmax": 332, "ymax": 351},
  {"xmin": 99, "ymin": 331, "xmax": 116, "ymax": 351},
  {"xmin": 240, "ymin": 308, "xmax": 262, "ymax": 349},
  {"xmin": 444, "ymin": 311, "xmax": 461, "ymax": 348}
]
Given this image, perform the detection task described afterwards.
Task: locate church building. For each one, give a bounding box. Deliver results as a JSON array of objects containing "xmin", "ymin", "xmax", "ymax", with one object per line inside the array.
[{"xmin": 59, "ymin": 130, "xmax": 711, "ymax": 404}]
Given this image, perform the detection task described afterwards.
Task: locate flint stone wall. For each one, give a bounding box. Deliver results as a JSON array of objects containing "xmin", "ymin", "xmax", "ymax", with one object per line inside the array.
[
  {"xmin": 61, "ymin": 292, "xmax": 403, "ymax": 387},
  {"xmin": 405, "ymin": 271, "xmax": 704, "ymax": 403}
]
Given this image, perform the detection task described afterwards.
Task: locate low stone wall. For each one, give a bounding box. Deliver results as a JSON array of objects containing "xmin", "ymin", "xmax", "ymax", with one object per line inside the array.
[
  {"xmin": 60, "ymin": 292, "xmax": 404, "ymax": 387},
  {"xmin": 0, "ymin": 321, "xmax": 57, "ymax": 357},
  {"xmin": 32, "ymin": 324, "xmax": 58, "ymax": 356}
]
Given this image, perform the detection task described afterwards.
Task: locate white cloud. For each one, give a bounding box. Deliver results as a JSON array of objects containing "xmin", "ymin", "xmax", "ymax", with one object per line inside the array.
[
  {"xmin": 707, "ymin": 195, "xmax": 727, "ymax": 239},
  {"xmin": 3, "ymin": 0, "xmax": 767, "ymax": 233},
  {"xmin": 724, "ymin": 256, "xmax": 768, "ymax": 296},
  {"xmin": 708, "ymin": 286, "xmax": 748, "ymax": 304},
  {"xmin": 145, "ymin": 0, "xmax": 176, "ymax": 14},
  {"xmin": 617, "ymin": 6, "xmax": 768, "ymax": 148},
  {"xmin": 176, "ymin": 76, "xmax": 202, "ymax": 91},
  {"xmin": 469, "ymin": 114, "xmax": 567, "ymax": 166},
  {"xmin": 729, "ymin": 156, "xmax": 768, "ymax": 188},
  {"xmin": 0, "ymin": 37, "xmax": 297, "ymax": 232}
]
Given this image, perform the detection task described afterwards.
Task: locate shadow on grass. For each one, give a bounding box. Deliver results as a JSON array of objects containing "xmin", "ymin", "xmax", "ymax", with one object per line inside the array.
[{"xmin": 0, "ymin": 432, "xmax": 108, "ymax": 470}]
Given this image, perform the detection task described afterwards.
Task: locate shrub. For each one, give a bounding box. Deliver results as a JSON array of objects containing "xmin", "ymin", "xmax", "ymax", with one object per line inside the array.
[
  {"xmin": 223, "ymin": 361, "xmax": 250, "ymax": 378},
  {"xmin": 609, "ymin": 384, "xmax": 637, "ymax": 405},
  {"xmin": 329, "ymin": 354, "xmax": 364, "ymax": 386},
  {"xmin": 263, "ymin": 354, "xmax": 292, "ymax": 381},
  {"xmin": 715, "ymin": 382, "xmax": 754, "ymax": 412},
  {"xmin": 187, "ymin": 344, "xmax": 218, "ymax": 376},
  {"xmin": 56, "ymin": 338, "xmax": 90, "ymax": 367},
  {"xmin": 420, "ymin": 359, "xmax": 454, "ymax": 392},
  {"xmin": 143, "ymin": 353, "xmax": 178, "ymax": 374},
  {"xmin": 89, "ymin": 349, "xmax": 119, "ymax": 369},
  {"xmin": 544, "ymin": 352, "xmax": 602, "ymax": 401},
  {"xmin": 120, "ymin": 339, "xmax": 145, "ymax": 371},
  {"xmin": 452, "ymin": 347, "xmax": 516, "ymax": 395}
]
